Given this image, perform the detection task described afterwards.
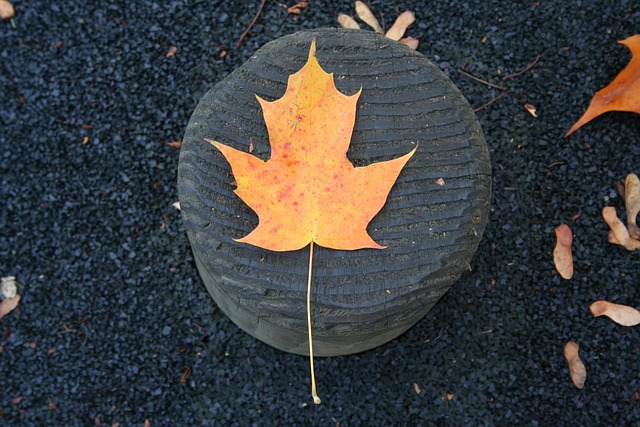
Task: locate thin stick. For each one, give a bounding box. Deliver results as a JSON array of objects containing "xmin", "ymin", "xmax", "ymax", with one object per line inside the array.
[
  {"xmin": 307, "ymin": 241, "xmax": 321, "ymax": 404},
  {"xmin": 502, "ymin": 54, "xmax": 541, "ymax": 80},
  {"xmin": 236, "ymin": 0, "xmax": 267, "ymax": 47},
  {"xmin": 457, "ymin": 69, "xmax": 507, "ymax": 91},
  {"xmin": 473, "ymin": 90, "xmax": 511, "ymax": 112}
]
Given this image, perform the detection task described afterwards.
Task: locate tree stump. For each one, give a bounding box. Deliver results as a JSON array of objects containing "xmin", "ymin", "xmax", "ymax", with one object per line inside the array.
[{"xmin": 178, "ymin": 29, "xmax": 491, "ymax": 356}]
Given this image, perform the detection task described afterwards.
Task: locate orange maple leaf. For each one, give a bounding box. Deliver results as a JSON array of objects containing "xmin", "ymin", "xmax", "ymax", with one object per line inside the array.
[
  {"xmin": 565, "ymin": 34, "xmax": 640, "ymax": 137},
  {"xmin": 207, "ymin": 40, "xmax": 415, "ymax": 404},
  {"xmin": 207, "ymin": 40, "xmax": 416, "ymax": 252}
]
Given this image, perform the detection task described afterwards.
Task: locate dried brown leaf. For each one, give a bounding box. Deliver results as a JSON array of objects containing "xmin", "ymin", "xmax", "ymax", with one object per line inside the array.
[
  {"xmin": 590, "ymin": 300, "xmax": 640, "ymax": 326},
  {"xmin": 0, "ymin": 0, "xmax": 15, "ymax": 19},
  {"xmin": 0, "ymin": 294, "xmax": 20, "ymax": 321},
  {"xmin": 625, "ymin": 173, "xmax": 640, "ymax": 239},
  {"xmin": 564, "ymin": 341, "xmax": 586, "ymax": 389},
  {"xmin": 355, "ymin": 1, "xmax": 383, "ymax": 34},
  {"xmin": 399, "ymin": 36, "xmax": 419, "ymax": 50},
  {"xmin": 553, "ymin": 224, "xmax": 573, "ymax": 279},
  {"xmin": 385, "ymin": 11, "xmax": 415, "ymax": 41},
  {"xmin": 337, "ymin": 13, "xmax": 360, "ymax": 30}
]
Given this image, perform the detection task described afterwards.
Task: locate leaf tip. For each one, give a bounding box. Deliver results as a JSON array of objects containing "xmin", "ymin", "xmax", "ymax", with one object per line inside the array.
[{"xmin": 309, "ymin": 38, "xmax": 317, "ymax": 60}]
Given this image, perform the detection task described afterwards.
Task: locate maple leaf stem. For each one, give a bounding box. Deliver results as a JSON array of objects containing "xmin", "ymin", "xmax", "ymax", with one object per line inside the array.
[{"xmin": 307, "ymin": 240, "xmax": 321, "ymax": 405}]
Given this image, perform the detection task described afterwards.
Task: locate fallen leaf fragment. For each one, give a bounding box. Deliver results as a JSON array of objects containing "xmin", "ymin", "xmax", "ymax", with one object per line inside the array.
[
  {"xmin": 399, "ymin": 36, "xmax": 419, "ymax": 50},
  {"xmin": 524, "ymin": 103, "xmax": 538, "ymax": 117},
  {"xmin": 413, "ymin": 382, "xmax": 421, "ymax": 395},
  {"xmin": 337, "ymin": 13, "xmax": 360, "ymax": 30},
  {"xmin": 625, "ymin": 173, "xmax": 640, "ymax": 238},
  {"xmin": 385, "ymin": 11, "xmax": 415, "ymax": 41},
  {"xmin": 355, "ymin": 1, "xmax": 383, "ymax": 34},
  {"xmin": 553, "ymin": 224, "xmax": 574, "ymax": 279},
  {"xmin": 564, "ymin": 341, "xmax": 586, "ymax": 389},
  {"xmin": 166, "ymin": 140, "xmax": 182, "ymax": 149},
  {"xmin": 590, "ymin": 300, "xmax": 640, "ymax": 326},
  {"xmin": 565, "ymin": 35, "xmax": 640, "ymax": 136},
  {"xmin": 0, "ymin": 0, "xmax": 14, "ymax": 19},
  {"xmin": 287, "ymin": 1, "xmax": 308, "ymax": 15},
  {"xmin": 436, "ymin": 178, "xmax": 445, "ymax": 187},
  {"xmin": 602, "ymin": 206, "xmax": 640, "ymax": 250},
  {"xmin": 166, "ymin": 46, "xmax": 177, "ymax": 58},
  {"xmin": 0, "ymin": 294, "xmax": 20, "ymax": 321},
  {"xmin": 144, "ymin": 419, "xmax": 152, "ymax": 427},
  {"xmin": 172, "ymin": 201, "xmax": 181, "ymax": 211}
]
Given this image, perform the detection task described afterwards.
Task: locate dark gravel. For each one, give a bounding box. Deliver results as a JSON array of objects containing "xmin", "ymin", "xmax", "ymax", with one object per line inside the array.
[{"xmin": 2, "ymin": 0, "xmax": 640, "ymax": 425}]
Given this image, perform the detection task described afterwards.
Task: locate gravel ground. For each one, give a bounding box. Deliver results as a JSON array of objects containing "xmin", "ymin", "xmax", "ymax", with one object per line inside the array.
[{"xmin": 2, "ymin": 1, "xmax": 640, "ymax": 425}]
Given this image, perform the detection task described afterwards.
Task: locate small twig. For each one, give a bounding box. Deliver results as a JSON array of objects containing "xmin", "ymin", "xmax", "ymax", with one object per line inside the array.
[
  {"xmin": 502, "ymin": 54, "xmax": 541, "ymax": 80},
  {"xmin": 473, "ymin": 90, "xmax": 511, "ymax": 112},
  {"xmin": 457, "ymin": 69, "xmax": 507, "ymax": 91},
  {"xmin": 236, "ymin": 0, "xmax": 268, "ymax": 47}
]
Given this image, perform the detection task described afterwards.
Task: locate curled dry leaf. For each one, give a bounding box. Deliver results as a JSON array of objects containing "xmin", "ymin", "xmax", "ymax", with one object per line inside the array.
[
  {"xmin": 0, "ymin": 294, "xmax": 20, "ymax": 322},
  {"xmin": 355, "ymin": 1, "xmax": 383, "ymax": 34},
  {"xmin": 564, "ymin": 341, "xmax": 586, "ymax": 389},
  {"xmin": 385, "ymin": 11, "xmax": 415, "ymax": 41},
  {"xmin": 553, "ymin": 224, "xmax": 574, "ymax": 279},
  {"xmin": 0, "ymin": 0, "xmax": 15, "ymax": 19},
  {"xmin": 590, "ymin": 300, "xmax": 640, "ymax": 326},
  {"xmin": 337, "ymin": 13, "xmax": 360, "ymax": 30},
  {"xmin": 625, "ymin": 173, "xmax": 640, "ymax": 239},
  {"xmin": 602, "ymin": 206, "xmax": 640, "ymax": 251}
]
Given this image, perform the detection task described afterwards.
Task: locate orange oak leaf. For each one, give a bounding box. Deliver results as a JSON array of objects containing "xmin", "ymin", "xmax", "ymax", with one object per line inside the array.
[
  {"xmin": 565, "ymin": 35, "xmax": 640, "ymax": 136},
  {"xmin": 207, "ymin": 40, "xmax": 416, "ymax": 252}
]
